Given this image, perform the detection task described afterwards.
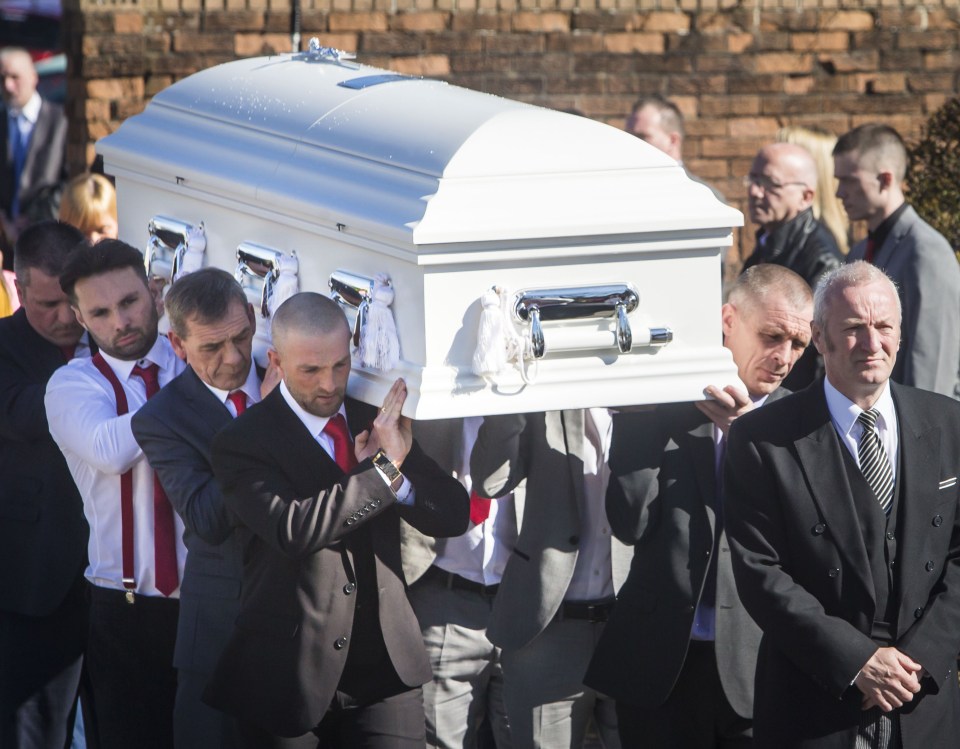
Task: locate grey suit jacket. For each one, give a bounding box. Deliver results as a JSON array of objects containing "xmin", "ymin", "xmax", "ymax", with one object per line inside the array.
[
  {"xmin": 1, "ymin": 98, "xmax": 68, "ymax": 220},
  {"xmin": 726, "ymin": 381, "xmax": 960, "ymax": 748},
  {"xmin": 583, "ymin": 393, "xmax": 787, "ymax": 716},
  {"xmin": 131, "ymin": 366, "xmax": 244, "ymax": 676},
  {"xmin": 471, "ymin": 410, "xmax": 631, "ymax": 651},
  {"xmin": 848, "ymin": 205, "xmax": 960, "ymax": 398}
]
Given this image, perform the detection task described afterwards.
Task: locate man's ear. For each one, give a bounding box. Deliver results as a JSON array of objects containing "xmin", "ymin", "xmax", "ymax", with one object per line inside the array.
[
  {"xmin": 246, "ymin": 302, "xmax": 256, "ymax": 334},
  {"xmin": 267, "ymin": 347, "xmax": 282, "ymax": 375},
  {"xmin": 800, "ymin": 185, "xmax": 815, "ymax": 209},
  {"xmin": 877, "ymin": 170, "xmax": 895, "ymax": 192},
  {"xmin": 167, "ymin": 329, "xmax": 188, "ymax": 362},
  {"xmin": 71, "ymin": 304, "xmax": 88, "ymax": 331},
  {"xmin": 721, "ymin": 302, "xmax": 736, "ymax": 338},
  {"xmin": 811, "ymin": 323, "xmax": 824, "ymax": 356}
]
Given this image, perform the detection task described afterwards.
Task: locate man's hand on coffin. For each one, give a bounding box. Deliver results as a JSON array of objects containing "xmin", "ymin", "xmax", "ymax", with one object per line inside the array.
[
  {"xmin": 260, "ymin": 357, "xmax": 282, "ymax": 399},
  {"xmin": 694, "ymin": 384, "xmax": 755, "ymax": 436},
  {"xmin": 355, "ymin": 378, "xmax": 412, "ymax": 469}
]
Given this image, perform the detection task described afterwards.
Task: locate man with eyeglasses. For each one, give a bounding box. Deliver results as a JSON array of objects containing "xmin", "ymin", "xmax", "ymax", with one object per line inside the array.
[
  {"xmin": 834, "ymin": 123, "xmax": 960, "ymax": 400},
  {"xmin": 742, "ymin": 142, "xmax": 842, "ymax": 389}
]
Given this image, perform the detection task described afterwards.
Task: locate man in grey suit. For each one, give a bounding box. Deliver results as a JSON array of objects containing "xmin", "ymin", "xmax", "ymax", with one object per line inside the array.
[
  {"xmin": 132, "ymin": 268, "xmax": 278, "ymax": 748},
  {"xmin": 834, "ymin": 123, "xmax": 960, "ymax": 398},
  {"xmin": 471, "ymin": 406, "xmax": 632, "ymax": 748},
  {"xmin": 584, "ymin": 264, "xmax": 814, "ymax": 748}
]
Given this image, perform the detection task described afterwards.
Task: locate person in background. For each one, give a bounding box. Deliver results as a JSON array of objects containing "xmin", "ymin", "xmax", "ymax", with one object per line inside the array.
[
  {"xmin": 776, "ymin": 126, "xmax": 850, "ymax": 255},
  {"xmin": 0, "ymin": 250, "xmax": 18, "ymax": 316},
  {"xmin": 59, "ymin": 173, "xmax": 119, "ymax": 244}
]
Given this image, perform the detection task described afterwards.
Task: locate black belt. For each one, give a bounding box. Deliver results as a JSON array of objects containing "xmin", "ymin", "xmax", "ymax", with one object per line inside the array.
[
  {"xmin": 555, "ymin": 600, "xmax": 615, "ymax": 623},
  {"xmin": 426, "ymin": 566, "xmax": 500, "ymax": 597}
]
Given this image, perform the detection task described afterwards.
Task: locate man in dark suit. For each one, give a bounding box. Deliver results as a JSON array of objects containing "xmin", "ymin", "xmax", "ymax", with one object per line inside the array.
[
  {"xmin": 132, "ymin": 268, "xmax": 279, "ymax": 748},
  {"xmin": 725, "ymin": 261, "xmax": 960, "ymax": 748},
  {"xmin": 584, "ymin": 264, "xmax": 814, "ymax": 748},
  {"xmin": 206, "ymin": 291, "xmax": 469, "ymax": 748},
  {"xmin": 0, "ymin": 221, "xmax": 88, "ymax": 748},
  {"xmin": 834, "ymin": 123, "xmax": 960, "ymax": 399},
  {"xmin": 1, "ymin": 49, "xmax": 68, "ymax": 256}
]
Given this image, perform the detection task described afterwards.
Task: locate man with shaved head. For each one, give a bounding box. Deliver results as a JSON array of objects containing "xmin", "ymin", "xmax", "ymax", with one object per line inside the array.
[
  {"xmin": 206, "ymin": 291, "xmax": 468, "ymax": 748},
  {"xmin": 742, "ymin": 142, "xmax": 843, "ymax": 388},
  {"xmin": 834, "ymin": 123, "xmax": 960, "ymax": 399}
]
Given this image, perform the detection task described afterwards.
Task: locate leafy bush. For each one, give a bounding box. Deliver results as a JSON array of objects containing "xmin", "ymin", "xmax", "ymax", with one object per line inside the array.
[{"xmin": 908, "ymin": 97, "xmax": 960, "ymax": 255}]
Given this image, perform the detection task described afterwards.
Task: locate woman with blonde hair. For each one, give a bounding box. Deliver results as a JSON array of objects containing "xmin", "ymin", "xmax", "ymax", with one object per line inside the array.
[
  {"xmin": 776, "ymin": 126, "xmax": 850, "ymax": 253},
  {"xmin": 58, "ymin": 173, "xmax": 119, "ymax": 243}
]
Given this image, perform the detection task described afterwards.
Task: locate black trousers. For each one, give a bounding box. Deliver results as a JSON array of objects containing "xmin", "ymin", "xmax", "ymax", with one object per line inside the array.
[
  {"xmin": 239, "ymin": 688, "xmax": 426, "ymax": 749},
  {"xmin": 84, "ymin": 585, "xmax": 178, "ymax": 749},
  {"xmin": 0, "ymin": 575, "xmax": 87, "ymax": 749},
  {"xmin": 616, "ymin": 640, "xmax": 752, "ymax": 749}
]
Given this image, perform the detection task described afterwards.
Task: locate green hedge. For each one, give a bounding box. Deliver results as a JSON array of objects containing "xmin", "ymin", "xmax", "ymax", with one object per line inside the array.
[{"xmin": 908, "ymin": 97, "xmax": 960, "ymax": 256}]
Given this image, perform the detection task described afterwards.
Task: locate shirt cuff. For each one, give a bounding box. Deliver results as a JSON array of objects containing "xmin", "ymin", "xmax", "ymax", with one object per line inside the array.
[{"xmin": 395, "ymin": 477, "xmax": 415, "ymax": 505}]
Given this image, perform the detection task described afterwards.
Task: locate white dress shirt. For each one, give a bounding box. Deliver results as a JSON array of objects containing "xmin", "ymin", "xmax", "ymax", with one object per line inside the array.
[
  {"xmin": 45, "ymin": 336, "xmax": 187, "ymax": 597},
  {"xmin": 824, "ymin": 377, "xmax": 899, "ymax": 480},
  {"xmin": 434, "ymin": 416, "xmax": 518, "ymax": 587},
  {"xmin": 278, "ymin": 381, "xmax": 413, "ymax": 503},
  {"xmin": 566, "ymin": 408, "xmax": 615, "ymax": 602},
  {"xmin": 200, "ymin": 362, "xmax": 262, "ymax": 417}
]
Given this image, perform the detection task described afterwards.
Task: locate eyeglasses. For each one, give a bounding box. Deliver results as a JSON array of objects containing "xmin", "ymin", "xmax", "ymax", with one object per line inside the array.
[{"xmin": 743, "ymin": 174, "xmax": 808, "ymax": 192}]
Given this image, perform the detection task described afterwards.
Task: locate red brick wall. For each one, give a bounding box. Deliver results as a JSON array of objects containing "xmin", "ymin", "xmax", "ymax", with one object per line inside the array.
[{"xmin": 64, "ymin": 0, "xmax": 960, "ymax": 264}]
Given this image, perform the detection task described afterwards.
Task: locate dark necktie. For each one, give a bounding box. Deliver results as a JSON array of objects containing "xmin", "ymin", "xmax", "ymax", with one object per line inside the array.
[
  {"xmin": 864, "ymin": 236, "xmax": 876, "ymax": 263},
  {"xmin": 132, "ymin": 363, "xmax": 179, "ymax": 596},
  {"xmin": 857, "ymin": 409, "xmax": 894, "ymax": 516},
  {"xmin": 227, "ymin": 390, "xmax": 247, "ymax": 417},
  {"xmin": 323, "ymin": 413, "xmax": 358, "ymax": 473},
  {"xmin": 59, "ymin": 344, "xmax": 76, "ymax": 362},
  {"xmin": 10, "ymin": 115, "xmax": 27, "ymax": 218}
]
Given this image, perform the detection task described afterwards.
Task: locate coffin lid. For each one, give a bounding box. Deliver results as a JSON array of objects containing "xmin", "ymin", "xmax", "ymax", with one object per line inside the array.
[{"xmin": 98, "ymin": 52, "xmax": 742, "ymax": 248}]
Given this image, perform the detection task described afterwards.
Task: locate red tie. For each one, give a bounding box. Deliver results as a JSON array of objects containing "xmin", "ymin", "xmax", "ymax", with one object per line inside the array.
[
  {"xmin": 132, "ymin": 363, "xmax": 179, "ymax": 597},
  {"xmin": 323, "ymin": 413, "xmax": 358, "ymax": 473},
  {"xmin": 227, "ymin": 390, "xmax": 247, "ymax": 417},
  {"xmin": 864, "ymin": 236, "xmax": 876, "ymax": 263},
  {"xmin": 469, "ymin": 489, "xmax": 491, "ymax": 526},
  {"xmin": 59, "ymin": 344, "xmax": 76, "ymax": 362}
]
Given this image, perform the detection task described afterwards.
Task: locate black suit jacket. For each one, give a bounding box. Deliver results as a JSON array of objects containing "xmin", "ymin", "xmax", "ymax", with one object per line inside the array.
[
  {"xmin": 725, "ymin": 381, "xmax": 960, "ymax": 749},
  {"xmin": 204, "ymin": 387, "xmax": 469, "ymax": 737},
  {"xmin": 1, "ymin": 98, "xmax": 68, "ymax": 221},
  {"xmin": 131, "ymin": 366, "xmax": 244, "ymax": 676},
  {"xmin": 0, "ymin": 308, "xmax": 87, "ymax": 616},
  {"xmin": 585, "ymin": 393, "xmax": 786, "ymax": 716}
]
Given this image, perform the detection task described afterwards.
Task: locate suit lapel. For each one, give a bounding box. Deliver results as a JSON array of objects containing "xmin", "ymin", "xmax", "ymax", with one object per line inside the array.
[
  {"xmin": 266, "ymin": 388, "xmax": 340, "ymax": 490},
  {"xmin": 687, "ymin": 417, "xmax": 718, "ymax": 535},
  {"xmin": 179, "ymin": 367, "xmax": 232, "ymax": 438},
  {"xmin": 559, "ymin": 410, "xmax": 586, "ymax": 522},
  {"xmin": 873, "ymin": 206, "xmax": 913, "ymax": 268},
  {"xmin": 794, "ymin": 386, "xmax": 875, "ymax": 604}
]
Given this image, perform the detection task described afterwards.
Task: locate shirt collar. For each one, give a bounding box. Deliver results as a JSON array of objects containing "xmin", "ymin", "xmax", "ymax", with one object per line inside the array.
[
  {"xmin": 8, "ymin": 92, "xmax": 41, "ymax": 123},
  {"xmin": 98, "ymin": 335, "xmax": 173, "ymax": 381},
  {"xmin": 279, "ymin": 380, "xmax": 347, "ymax": 439},
  {"xmin": 200, "ymin": 361, "xmax": 262, "ymax": 408},
  {"xmin": 824, "ymin": 376, "xmax": 896, "ymax": 440}
]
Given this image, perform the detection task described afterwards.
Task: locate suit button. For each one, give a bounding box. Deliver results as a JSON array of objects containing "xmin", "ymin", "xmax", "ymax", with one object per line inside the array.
[
  {"xmin": 334, "ymin": 636, "xmax": 348, "ymax": 650},
  {"xmin": 345, "ymin": 518, "xmax": 355, "ymax": 526},
  {"xmin": 704, "ymin": 549, "xmax": 711, "ymax": 558},
  {"xmin": 914, "ymin": 607, "xmax": 924, "ymax": 619},
  {"xmin": 886, "ymin": 531, "xmax": 895, "ymax": 541},
  {"xmin": 568, "ymin": 535, "xmax": 580, "ymax": 546},
  {"xmin": 343, "ymin": 583, "xmax": 356, "ymax": 595},
  {"xmin": 812, "ymin": 523, "xmax": 826, "ymax": 536},
  {"xmin": 925, "ymin": 561, "xmax": 935, "ymax": 572},
  {"xmin": 933, "ymin": 514, "xmax": 944, "ymax": 527},
  {"xmin": 372, "ymin": 499, "xmax": 382, "ymax": 508},
  {"xmin": 828, "ymin": 568, "xmax": 840, "ymax": 578}
]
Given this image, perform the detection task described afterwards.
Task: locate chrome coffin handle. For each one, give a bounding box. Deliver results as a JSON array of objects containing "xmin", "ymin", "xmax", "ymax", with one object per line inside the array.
[
  {"xmin": 236, "ymin": 243, "xmax": 284, "ymax": 318},
  {"xmin": 329, "ymin": 270, "xmax": 375, "ymax": 344},
  {"xmin": 146, "ymin": 216, "xmax": 200, "ymax": 283},
  {"xmin": 514, "ymin": 284, "xmax": 669, "ymax": 359}
]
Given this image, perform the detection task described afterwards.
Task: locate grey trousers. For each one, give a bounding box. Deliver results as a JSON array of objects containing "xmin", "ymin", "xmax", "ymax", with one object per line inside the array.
[{"xmin": 409, "ymin": 571, "xmax": 511, "ymax": 749}]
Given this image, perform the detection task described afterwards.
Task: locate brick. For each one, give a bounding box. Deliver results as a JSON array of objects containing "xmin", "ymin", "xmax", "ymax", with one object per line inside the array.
[
  {"xmin": 88, "ymin": 119, "xmax": 116, "ymax": 140},
  {"xmin": 728, "ymin": 116, "xmax": 781, "ymax": 138},
  {"xmin": 897, "ymin": 30, "xmax": 959, "ymax": 49},
  {"xmin": 425, "ymin": 33, "xmax": 483, "ymax": 54},
  {"xmin": 205, "ymin": 10, "xmax": 265, "ymax": 31},
  {"xmin": 389, "ymin": 54, "xmax": 450, "ymax": 76},
  {"xmin": 144, "ymin": 75, "xmax": 174, "ymax": 96},
  {"xmin": 451, "ymin": 13, "xmax": 506, "ymax": 31},
  {"xmin": 790, "ymin": 31, "xmax": 848, "ymax": 51},
  {"xmin": 603, "ymin": 32, "xmax": 664, "ymax": 54},
  {"xmin": 727, "ymin": 32, "xmax": 753, "ymax": 53},
  {"xmin": 685, "ymin": 158, "xmax": 729, "ymax": 179},
  {"xmin": 924, "ymin": 50, "xmax": 960, "ymax": 69},
  {"xmin": 545, "ymin": 75, "xmax": 598, "ymax": 94},
  {"xmin": 701, "ymin": 137, "xmax": 765, "ymax": 158},
  {"xmin": 877, "ymin": 49, "xmax": 924, "ymax": 71},
  {"xmin": 668, "ymin": 74, "xmax": 728, "ymax": 96},
  {"xmin": 783, "ymin": 75, "xmax": 815, "ymax": 95},
  {"xmin": 86, "ymin": 78, "xmax": 124, "ymax": 99},
  {"xmin": 545, "ymin": 32, "xmax": 605, "ymax": 54},
  {"xmin": 484, "ymin": 75, "xmax": 543, "ymax": 95},
  {"xmin": 752, "ymin": 52, "xmax": 813, "ymax": 74},
  {"xmin": 310, "ymin": 32, "xmax": 359, "ymax": 51},
  {"xmin": 906, "ymin": 71, "xmax": 955, "ymax": 93},
  {"xmin": 856, "ymin": 72, "xmax": 906, "ymax": 94},
  {"xmin": 84, "ymin": 98, "xmax": 111, "ymax": 120},
  {"xmin": 234, "ymin": 32, "xmax": 293, "ymax": 56},
  {"xmin": 641, "ymin": 11, "xmax": 690, "ymax": 33},
  {"xmin": 701, "ymin": 94, "xmax": 760, "ymax": 116},
  {"xmin": 113, "ymin": 99, "xmax": 148, "ymax": 120},
  {"xmin": 695, "ymin": 55, "xmax": 746, "ymax": 73},
  {"xmin": 144, "ymin": 31, "xmax": 172, "ymax": 53},
  {"xmin": 817, "ymin": 50, "xmax": 879, "ymax": 73},
  {"xmin": 361, "ymin": 33, "xmax": 423, "ymax": 54},
  {"xmin": 819, "ymin": 10, "xmax": 874, "ymax": 31},
  {"xmin": 328, "ymin": 12, "xmax": 388, "ymax": 31},
  {"xmin": 390, "ymin": 11, "xmax": 449, "ymax": 31},
  {"xmin": 752, "ymin": 32, "xmax": 791, "ymax": 51},
  {"xmin": 113, "ymin": 11, "xmax": 144, "ymax": 33},
  {"xmin": 173, "ymin": 30, "xmax": 234, "ymax": 52},
  {"xmin": 684, "ymin": 120, "xmax": 728, "ymax": 138},
  {"xmin": 571, "ymin": 10, "xmax": 630, "ymax": 31},
  {"xmin": 485, "ymin": 33, "xmax": 545, "ymax": 55},
  {"xmin": 299, "ymin": 10, "xmax": 328, "ymax": 31},
  {"xmin": 729, "ymin": 74, "xmax": 785, "ymax": 94},
  {"xmin": 512, "ymin": 11, "xmax": 570, "ymax": 32}
]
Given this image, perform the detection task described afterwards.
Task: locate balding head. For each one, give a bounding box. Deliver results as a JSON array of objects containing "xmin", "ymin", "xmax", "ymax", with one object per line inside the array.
[
  {"xmin": 747, "ymin": 142, "xmax": 817, "ymax": 231},
  {"xmin": 269, "ymin": 293, "xmax": 352, "ymax": 417},
  {"xmin": 0, "ymin": 48, "xmax": 38, "ymax": 109}
]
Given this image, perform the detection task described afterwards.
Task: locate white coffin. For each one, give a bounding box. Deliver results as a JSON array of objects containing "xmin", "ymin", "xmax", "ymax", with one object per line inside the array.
[{"xmin": 97, "ymin": 46, "xmax": 743, "ymax": 419}]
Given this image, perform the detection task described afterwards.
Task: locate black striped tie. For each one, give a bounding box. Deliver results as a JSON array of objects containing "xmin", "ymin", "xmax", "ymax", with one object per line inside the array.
[{"xmin": 857, "ymin": 409, "xmax": 893, "ymax": 515}]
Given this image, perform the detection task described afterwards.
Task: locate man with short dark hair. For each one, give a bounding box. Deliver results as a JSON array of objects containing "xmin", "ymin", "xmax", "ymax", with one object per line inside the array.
[
  {"xmin": 46, "ymin": 239, "xmax": 186, "ymax": 749},
  {"xmin": 0, "ymin": 221, "xmax": 88, "ymax": 749},
  {"xmin": 834, "ymin": 123, "xmax": 960, "ymax": 398},
  {"xmin": 726, "ymin": 261, "xmax": 960, "ymax": 748},
  {"xmin": 132, "ymin": 268, "xmax": 278, "ymax": 748},
  {"xmin": 205, "ymin": 291, "xmax": 469, "ymax": 747},
  {"xmin": 585, "ymin": 264, "xmax": 814, "ymax": 749},
  {"xmin": 626, "ymin": 95, "xmax": 685, "ymax": 163}
]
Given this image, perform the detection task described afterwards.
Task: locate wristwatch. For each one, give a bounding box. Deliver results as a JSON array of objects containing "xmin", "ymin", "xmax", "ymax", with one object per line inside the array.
[{"xmin": 372, "ymin": 449, "xmax": 403, "ymax": 492}]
